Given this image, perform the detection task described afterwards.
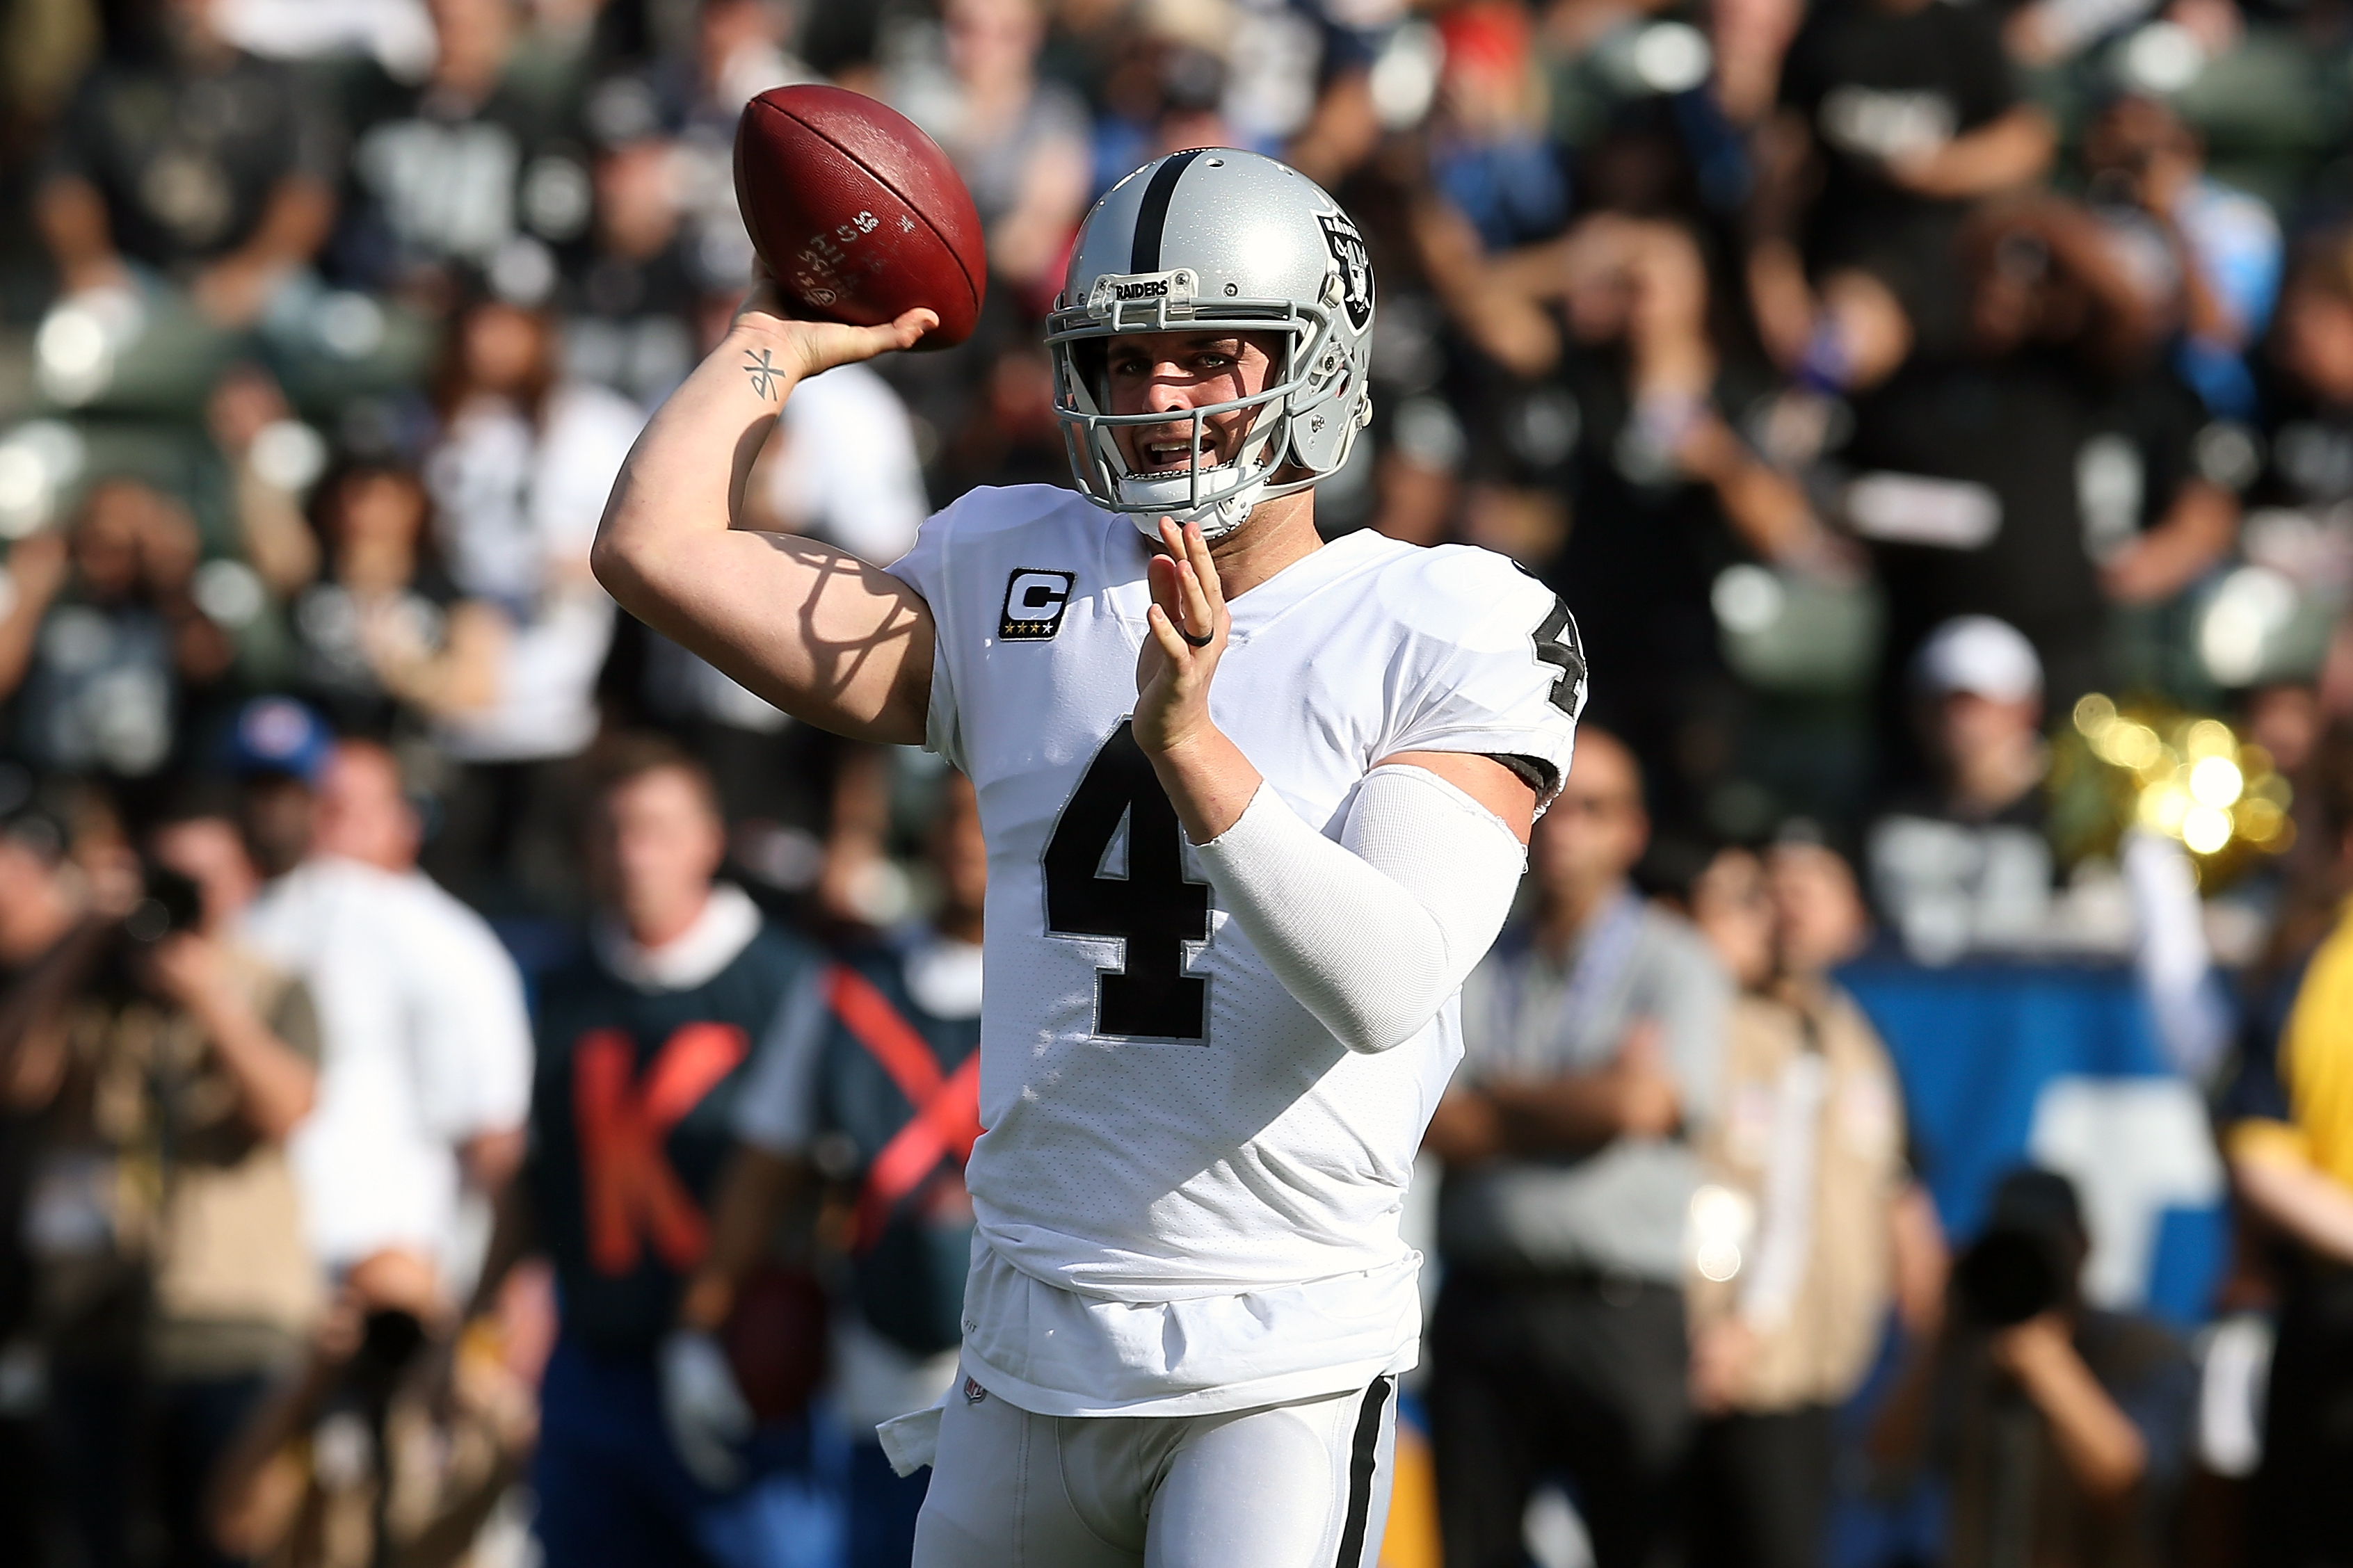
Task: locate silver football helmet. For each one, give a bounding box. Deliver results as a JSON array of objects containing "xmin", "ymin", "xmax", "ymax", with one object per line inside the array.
[{"xmin": 1046, "ymin": 149, "xmax": 1376, "ymax": 540}]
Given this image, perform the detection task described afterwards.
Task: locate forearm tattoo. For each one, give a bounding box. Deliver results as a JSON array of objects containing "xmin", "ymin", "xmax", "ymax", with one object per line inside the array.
[{"xmin": 742, "ymin": 347, "xmax": 781, "ymax": 401}]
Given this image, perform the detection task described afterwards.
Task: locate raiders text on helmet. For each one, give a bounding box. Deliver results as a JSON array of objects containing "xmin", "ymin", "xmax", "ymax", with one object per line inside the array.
[{"xmin": 1046, "ymin": 149, "xmax": 1376, "ymax": 540}]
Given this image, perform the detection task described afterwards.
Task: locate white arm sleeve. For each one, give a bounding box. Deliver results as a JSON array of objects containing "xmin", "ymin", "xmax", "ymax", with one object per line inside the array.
[{"xmin": 1189, "ymin": 763, "xmax": 1527, "ymax": 1055}]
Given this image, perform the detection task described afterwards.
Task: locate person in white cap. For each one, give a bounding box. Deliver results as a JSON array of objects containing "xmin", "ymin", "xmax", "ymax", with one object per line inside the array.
[
  {"xmin": 1865, "ymin": 620, "xmax": 2228, "ymax": 1076},
  {"xmin": 1868, "ymin": 615, "xmax": 2059, "ymax": 962},
  {"xmin": 1911, "ymin": 615, "xmax": 2050, "ymax": 819}
]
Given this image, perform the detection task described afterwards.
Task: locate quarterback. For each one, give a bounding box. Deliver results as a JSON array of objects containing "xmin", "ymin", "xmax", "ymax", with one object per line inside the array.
[{"xmin": 594, "ymin": 149, "xmax": 1584, "ymax": 1565}]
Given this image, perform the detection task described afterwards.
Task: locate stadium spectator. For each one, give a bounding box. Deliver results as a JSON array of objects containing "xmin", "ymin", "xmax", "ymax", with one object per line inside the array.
[
  {"xmin": 557, "ymin": 132, "xmax": 704, "ymax": 409},
  {"xmin": 1870, "ymin": 1167, "xmax": 2197, "ymax": 1568},
  {"xmin": 1423, "ymin": 727, "xmax": 1730, "ymax": 1568},
  {"xmin": 1427, "ymin": 3, "xmax": 1568, "ymax": 255},
  {"xmin": 0, "ymin": 792, "xmax": 84, "ymax": 1548},
  {"xmin": 332, "ymin": 0, "xmax": 584, "ymax": 306},
  {"xmin": 574, "ymin": 0, "xmax": 803, "ymax": 312},
  {"xmin": 34, "ymin": 0, "xmax": 338, "ymax": 328},
  {"xmin": 892, "ymin": 0, "xmax": 1091, "ymax": 309},
  {"xmin": 1457, "ymin": 214, "xmax": 1836, "ymax": 826},
  {"xmin": 1867, "ymin": 615, "xmax": 2062, "ymax": 962},
  {"xmin": 2082, "ymin": 93, "xmax": 2281, "ymax": 424},
  {"xmin": 691, "ymin": 768, "xmax": 988, "ymax": 1568},
  {"xmin": 2223, "ymin": 722, "xmax": 2353, "ymax": 1568},
  {"xmin": 1833, "ymin": 196, "xmax": 2181, "ymax": 717},
  {"xmin": 207, "ymin": 1246, "xmax": 535, "ymax": 1568},
  {"xmin": 1749, "ymin": 0, "xmax": 2055, "ymax": 365},
  {"xmin": 417, "ymin": 291, "xmax": 639, "ymax": 910},
  {"xmin": 459, "ymin": 734, "xmax": 835, "ymax": 1566},
  {"xmin": 233, "ymin": 706, "xmax": 532, "ymax": 1304},
  {"xmin": 0, "ymin": 782, "xmax": 320, "ymax": 1568},
  {"xmin": 0, "ymin": 480, "xmax": 236, "ymax": 786},
  {"xmin": 1080, "ymin": 37, "xmax": 1231, "ymax": 191},
  {"xmin": 287, "ymin": 457, "xmax": 502, "ymax": 740},
  {"xmin": 1685, "ymin": 839, "xmax": 1941, "ymax": 1568},
  {"xmin": 1865, "ymin": 615, "xmax": 2228, "ymax": 1078},
  {"xmin": 2238, "ymin": 229, "xmax": 2353, "ymax": 616},
  {"xmin": 748, "ymin": 362, "xmax": 930, "ymax": 568}
]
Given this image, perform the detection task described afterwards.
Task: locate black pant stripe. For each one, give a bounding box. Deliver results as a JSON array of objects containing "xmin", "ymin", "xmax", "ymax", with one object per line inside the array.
[{"xmin": 1333, "ymin": 1375, "xmax": 1392, "ymax": 1568}]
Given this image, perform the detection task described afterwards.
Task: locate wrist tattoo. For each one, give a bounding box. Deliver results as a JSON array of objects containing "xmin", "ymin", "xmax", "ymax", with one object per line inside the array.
[{"xmin": 742, "ymin": 347, "xmax": 782, "ymax": 401}]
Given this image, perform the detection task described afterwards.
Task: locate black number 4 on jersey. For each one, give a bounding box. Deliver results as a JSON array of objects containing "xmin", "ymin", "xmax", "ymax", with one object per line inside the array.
[
  {"xmin": 1041, "ymin": 720, "xmax": 1211, "ymax": 1042},
  {"xmin": 1534, "ymin": 597, "xmax": 1585, "ymax": 718}
]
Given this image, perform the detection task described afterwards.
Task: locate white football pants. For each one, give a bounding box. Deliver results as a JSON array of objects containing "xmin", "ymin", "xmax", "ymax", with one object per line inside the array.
[{"xmin": 912, "ymin": 1368, "xmax": 1397, "ymax": 1568}]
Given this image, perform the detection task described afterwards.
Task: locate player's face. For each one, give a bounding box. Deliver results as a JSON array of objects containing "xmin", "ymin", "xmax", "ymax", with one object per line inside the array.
[{"xmin": 1102, "ymin": 331, "xmax": 1282, "ymax": 478}]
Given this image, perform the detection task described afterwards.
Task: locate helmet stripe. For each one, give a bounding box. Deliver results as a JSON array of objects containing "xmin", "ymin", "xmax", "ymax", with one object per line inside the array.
[{"xmin": 1130, "ymin": 148, "xmax": 1207, "ymax": 275}]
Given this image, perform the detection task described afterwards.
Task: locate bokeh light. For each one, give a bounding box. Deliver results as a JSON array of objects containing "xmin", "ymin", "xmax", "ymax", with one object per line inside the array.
[
  {"xmin": 2189, "ymin": 756, "xmax": 2244, "ymax": 809},
  {"xmin": 2183, "ymin": 805, "xmax": 2233, "ymax": 855}
]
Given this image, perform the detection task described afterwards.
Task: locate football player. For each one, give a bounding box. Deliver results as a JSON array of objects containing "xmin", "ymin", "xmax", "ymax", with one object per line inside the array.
[{"xmin": 594, "ymin": 148, "xmax": 1585, "ymax": 1565}]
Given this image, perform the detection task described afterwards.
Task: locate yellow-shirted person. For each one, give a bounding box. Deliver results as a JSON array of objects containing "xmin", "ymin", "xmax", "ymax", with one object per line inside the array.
[{"xmin": 2222, "ymin": 725, "xmax": 2353, "ymax": 1568}]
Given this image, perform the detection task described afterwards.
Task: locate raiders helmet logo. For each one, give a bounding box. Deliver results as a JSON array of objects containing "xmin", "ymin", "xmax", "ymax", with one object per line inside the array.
[
  {"xmin": 1317, "ymin": 211, "xmax": 1374, "ymax": 331},
  {"xmin": 1086, "ymin": 268, "xmax": 1198, "ymax": 316}
]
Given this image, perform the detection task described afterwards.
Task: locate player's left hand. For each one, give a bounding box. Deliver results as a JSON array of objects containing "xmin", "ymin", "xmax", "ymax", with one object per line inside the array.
[{"xmin": 1134, "ymin": 517, "xmax": 1230, "ymax": 756}]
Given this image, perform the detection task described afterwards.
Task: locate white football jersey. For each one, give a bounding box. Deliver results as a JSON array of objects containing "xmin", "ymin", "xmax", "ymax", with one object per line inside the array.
[{"xmin": 888, "ymin": 485, "xmax": 1581, "ymax": 1414}]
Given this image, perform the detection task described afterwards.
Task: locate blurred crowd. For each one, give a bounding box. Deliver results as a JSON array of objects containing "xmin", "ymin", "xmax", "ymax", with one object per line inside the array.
[{"xmin": 1, "ymin": 0, "xmax": 2352, "ymax": 1566}]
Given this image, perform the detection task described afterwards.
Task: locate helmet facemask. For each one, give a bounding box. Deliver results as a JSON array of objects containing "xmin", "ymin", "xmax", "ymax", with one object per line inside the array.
[{"xmin": 1047, "ymin": 282, "xmax": 1356, "ymax": 542}]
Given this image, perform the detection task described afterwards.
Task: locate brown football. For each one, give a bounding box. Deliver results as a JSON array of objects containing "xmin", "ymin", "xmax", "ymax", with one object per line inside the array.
[{"xmin": 733, "ymin": 85, "xmax": 986, "ymax": 348}]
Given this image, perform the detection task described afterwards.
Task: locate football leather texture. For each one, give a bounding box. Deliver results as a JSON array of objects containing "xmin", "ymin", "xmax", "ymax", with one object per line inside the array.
[{"xmin": 733, "ymin": 85, "xmax": 986, "ymax": 348}]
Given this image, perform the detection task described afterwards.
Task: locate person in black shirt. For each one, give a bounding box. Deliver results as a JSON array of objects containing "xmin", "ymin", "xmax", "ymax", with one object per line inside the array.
[
  {"xmin": 554, "ymin": 134, "xmax": 709, "ymax": 409},
  {"xmin": 0, "ymin": 795, "xmax": 86, "ymax": 1553},
  {"xmin": 1871, "ymin": 1169, "xmax": 2197, "ymax": 1568},
  {"xmin": 1864, "ymin": 615, "xmax": 2062, "ymax": 964},
  {"xmin": 1447, "ymin": 213, "xmax": 1836, "ymax": 834},
  {"xmin": 0, "ymin": 480, "xmax": 238, "ymax": 789},
  {"xmin": 1833, "ymin": 198, "xmax": 2172, "ymax": 735},
  {"xmin": 2235, "ymin": 229, "xmax": 2353, "ymax": 609},
  {"xmin": 1751, "ymin": 0, "xmax": 2054, "ymax": 366},
  {"xmin": 330, "ymin": 0, "xmax": 588, "ymax": 308},
  {"xmin": 35, "ymin": 0, "xmax": 337, "ymax": 328},
  {"xmin": 288, "ymin": 460, "xmax": 503, "ymax": 742}
]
